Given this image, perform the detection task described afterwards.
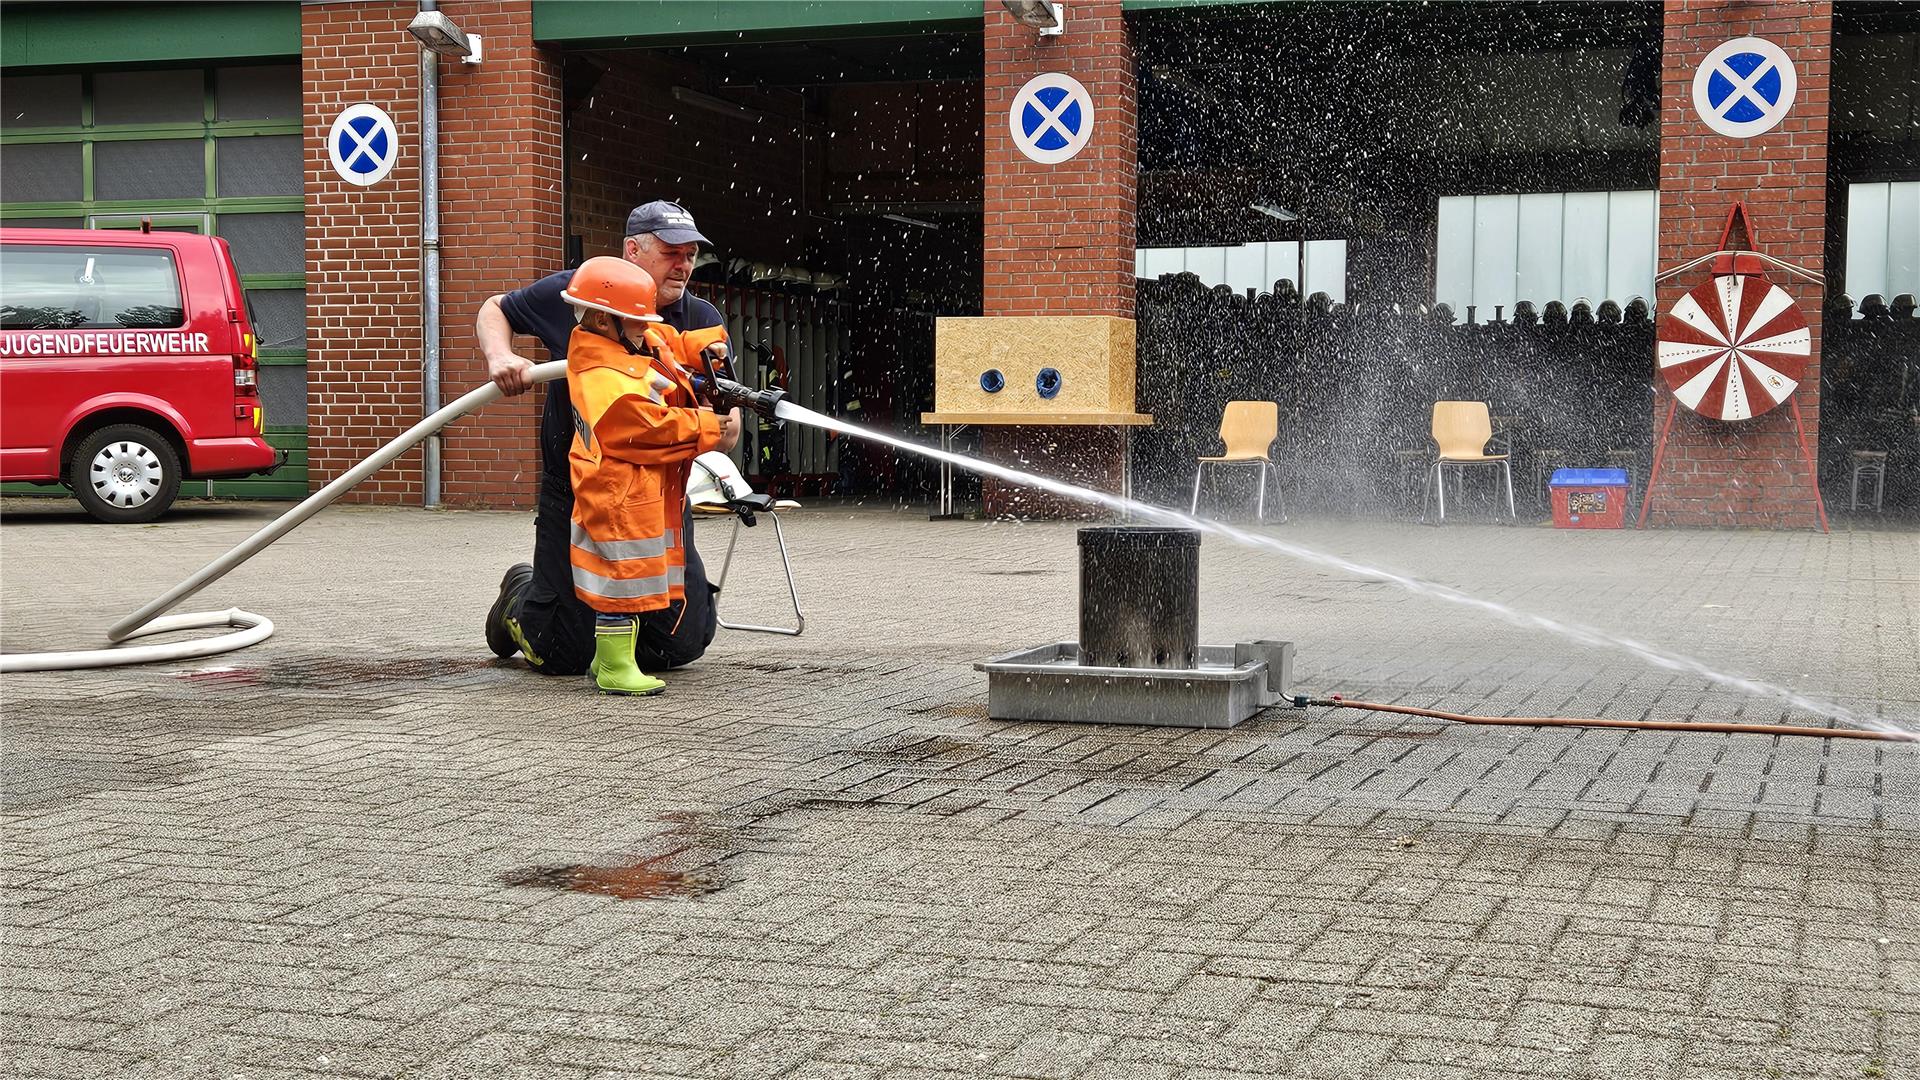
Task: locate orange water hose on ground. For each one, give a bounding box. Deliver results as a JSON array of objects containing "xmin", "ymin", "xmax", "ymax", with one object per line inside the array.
[{"xmin": 1305, "ymin": 697, "xmax": 1918, "ymax": 743}]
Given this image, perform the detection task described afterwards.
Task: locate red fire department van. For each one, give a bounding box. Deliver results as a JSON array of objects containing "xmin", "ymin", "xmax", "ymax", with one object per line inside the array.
[{"xmin": 0, "ymin": 226, "xmax": 282, "ymax": 522}]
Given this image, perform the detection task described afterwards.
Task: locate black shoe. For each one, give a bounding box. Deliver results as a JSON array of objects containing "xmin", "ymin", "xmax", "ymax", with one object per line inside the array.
[{"xmin": 486, "ymin": 563, "xmax": 535, "ymax": 658}]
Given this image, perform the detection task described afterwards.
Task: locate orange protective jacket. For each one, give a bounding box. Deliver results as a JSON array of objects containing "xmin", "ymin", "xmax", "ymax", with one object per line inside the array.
[{"xmin": 566, "ymin": 325, "xmax": 726, "ymax": 613}]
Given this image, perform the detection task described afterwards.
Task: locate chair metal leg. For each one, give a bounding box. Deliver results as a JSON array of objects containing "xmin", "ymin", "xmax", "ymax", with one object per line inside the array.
[
  {"xmin": 1190, "ymin": 462, "xmax": 1207, "ymax": 515},
  {"xmin": 1435, "ymin": 462, "xmax": 1447, "ymax": 522},
  {"xmin": 1271, "ymin": 460, "xmax": 1287, "ymax": 524},
  {"xmin": 1255, "ymin": 460, "xmax": 1268, "ymax": 523},
  {"xmin": 714, "ymin": 512, "xmax": 805, "ymax": 636},
  {"xmin": 1502, "ymin": 459, "xmax": 1516, "ymax": 518}
]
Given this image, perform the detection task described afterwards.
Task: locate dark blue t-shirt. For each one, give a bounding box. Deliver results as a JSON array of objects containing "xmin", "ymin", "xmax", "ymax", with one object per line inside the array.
[{"xmin": 498, "ymin": 270, "xmax": 724, "ymax": 479}]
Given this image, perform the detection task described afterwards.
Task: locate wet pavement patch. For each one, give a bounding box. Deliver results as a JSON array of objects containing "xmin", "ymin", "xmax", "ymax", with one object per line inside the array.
[
  {"xmin": 497, "ymin": 861, "xmax": 721, "ymax": 900},
  {"xmin": 496, "ymin": 810, "xmax": 757, "ymax": 901},
  {"xmin": 176, "ymin": 656, "xmax": 506, "ymax": 691},
  {"xmin": 0, "ymin": 745, "xmax": 203, "ymax": 810}
]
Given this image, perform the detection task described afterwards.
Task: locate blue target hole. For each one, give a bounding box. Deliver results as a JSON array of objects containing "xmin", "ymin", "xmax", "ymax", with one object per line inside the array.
[
  {"xmin": 979, "ymin": 368, "xmax": 1005, "ymax": 393},
  {"xmin": 1035, "ymin": 367, "xmax": 1063, "ymax": 399}
]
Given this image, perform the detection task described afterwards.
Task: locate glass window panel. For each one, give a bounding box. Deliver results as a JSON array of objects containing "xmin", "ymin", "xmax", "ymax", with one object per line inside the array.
[
  {"xmin": 1440, "ymin": 190, "xmax": 1655, "ymax": 310},
  {"xmin": 1, "ymin": 75, "xmax": 82, "ymax": 129},
  {"xmin": 1433, "ymin": 196, "xmax": 1475, "ymax": 310},
  {"xmin": 1304, "ymin": 240, "xmax": 1347, "ymax": 303},
  {"xmin": 93, "ymin": 139, "xmax": 205, "ymax": 201},
  {"xmin": 216, "ymin": 65, "xmax": 300, "ymax": 122},
  {"xmin": 1886, "ymin": 181, "xmax": 1919, "ymax": 299},
  {"xmin": 1135, "ymin": 248, "xmax": 1183, "ymax": 279},
  {"xmin": 1470, "ymin": 195, "xmax": 1518, "ymax": 317},
  {"xmin": 1514, "ymin": 193, "xmax": 1564, "ymax": 306},
  {"xmin": 1, "ymin": 217, "xmax": 83, "ymax": 230},
  {"xmin": 1560, "ymin": 191, "xmax": 1610, "ymax": 305},
  {"xmin": 1261, "ymin": 241, "xmax": 1299, "ymax": 292},
  {"xmin": 1136, "ymin": 242, "xmax": 1348, "ymax": 299},
  {"xmin": 93, "ymin": 70, "xmax": 205, "ymax": 126},
  {"xmin": 0, "ymin": 142, "xmax": 83, "ymax": 203},
  {"xmin": 248, "ymin": 287, "xmax": 306, "ymax": 351},
  {"xmin": 1223, "ymin": 243, "xmax": 1265, "ymax": 294},
  {"xmin": 0, "ymin": 244, "xmax": 183, "ymax": 329},
  {"xmin": 217, "ymin": 135, "xmax": 301, "ymax": 197},
  {"xmin": 1846, "ymin": 182, "xmax": 1892, "ymax": 302},
  {"xmin": 218, "ymin": 213, "xmax": 305, "ymax": 276},
  {"xmin": 1186, "ymin": 245, "xmax": 1226, "ymax": 285},
  {"xmin": 258, "ymin": 363, "xmax": 308, "ymax": 425},
  {"xmin": 1606, "ymin": 190, "xmax": 1658, "ymax": 305}
]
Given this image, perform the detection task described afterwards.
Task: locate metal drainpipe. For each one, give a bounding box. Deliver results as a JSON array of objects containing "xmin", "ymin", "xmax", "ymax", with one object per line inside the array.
[{"xmin": 420, "ymin": 11, "xmax": 443, "ymax": 507}]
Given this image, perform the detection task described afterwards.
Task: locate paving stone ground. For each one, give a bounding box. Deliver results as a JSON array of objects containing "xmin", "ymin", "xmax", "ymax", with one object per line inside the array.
[{"xmin": 3, "ymin": 497, "xmax": 1917, "ymax": 1080}]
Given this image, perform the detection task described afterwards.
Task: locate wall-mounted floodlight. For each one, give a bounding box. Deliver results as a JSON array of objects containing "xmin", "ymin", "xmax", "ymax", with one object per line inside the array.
[
  {"xmin": 1250, "ymin": 203, "xmax": 1299, "ymax": 222},
  {"xmin": 882, "ymin": 213, "xmax": 941, "ymax": 230},
  {"xmin": 1001, "ymin": 0, "xmax": 1063, "ymax": 36},
  {"xmin": 670, "ymin": 86, "xmax": 766, "ymax": 123},
  {"xmin": 408, "ymin": 2, "xmax": 481, "ymax": 62}
]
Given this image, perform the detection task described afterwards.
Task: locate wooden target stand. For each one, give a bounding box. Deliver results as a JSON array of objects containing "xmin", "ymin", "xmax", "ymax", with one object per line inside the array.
[{"xmin": 1639, "ymin": 204, "xmax": 1829, "ymax": 532}]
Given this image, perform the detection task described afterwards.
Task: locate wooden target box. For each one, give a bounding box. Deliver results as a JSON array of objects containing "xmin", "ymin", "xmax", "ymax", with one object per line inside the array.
[{"xmin": 933, "ymin": 316, "xmax": 1140, "ymax": 416}]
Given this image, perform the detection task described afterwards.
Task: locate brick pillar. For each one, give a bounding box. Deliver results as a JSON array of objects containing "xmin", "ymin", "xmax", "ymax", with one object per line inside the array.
[
  {"xmin": 1646, "ymin": 2, "xmax": 1832, "ymax": 529},
  {"xmin": 304, "ymin": 1, "xmax": 422, "ymax": 503},
  {"xmin": 435, "ymin": 2, "xmax": 561, "ymax": 508},
  {"xmin": 304, "ymin": 1, "xmax": 560, "ymax": 507},
  {"xmin": 976, "ymin": 0, "xmax": 1139, "ymax": 518}
]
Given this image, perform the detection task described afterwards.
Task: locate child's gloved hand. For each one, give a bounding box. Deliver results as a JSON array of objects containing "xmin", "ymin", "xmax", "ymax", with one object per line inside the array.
[{"xmin": 689, "ymin": 343, "xmax": 733, "ymax": 404}]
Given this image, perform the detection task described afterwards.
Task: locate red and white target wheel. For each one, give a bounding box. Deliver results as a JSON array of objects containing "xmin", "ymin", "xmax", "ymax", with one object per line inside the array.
[{"xmin": 1656, "ymin": 274, "xmax": 1810, "ymax": 422}]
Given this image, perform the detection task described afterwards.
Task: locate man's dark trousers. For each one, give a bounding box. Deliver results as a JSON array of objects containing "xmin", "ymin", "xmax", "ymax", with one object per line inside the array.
[{"xmin": 511, "ymin": 468, "xmax": 718, "ymax": 676}]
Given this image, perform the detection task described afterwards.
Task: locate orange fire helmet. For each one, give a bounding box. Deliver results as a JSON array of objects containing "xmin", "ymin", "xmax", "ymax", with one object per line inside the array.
[{"xmin": 562, "ymin": 256, "xmax": 664, "ymax": 323}]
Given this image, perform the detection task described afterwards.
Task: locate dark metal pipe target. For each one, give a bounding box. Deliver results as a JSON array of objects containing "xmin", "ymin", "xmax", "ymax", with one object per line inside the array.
[{"xmin": 1077, "ymin": 526, "xmax": 1200, "ymax": 669}]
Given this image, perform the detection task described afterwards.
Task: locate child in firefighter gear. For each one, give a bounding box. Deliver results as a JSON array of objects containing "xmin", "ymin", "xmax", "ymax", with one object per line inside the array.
[{"xmin": 560, "ymin": 256, "xmax": 729, "ymax": 696}]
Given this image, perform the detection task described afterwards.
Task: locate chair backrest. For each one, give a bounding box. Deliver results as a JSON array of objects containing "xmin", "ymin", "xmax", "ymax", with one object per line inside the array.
[
  {"xmin": 1431, "ymin": 401, "xmax": 1493, "ymax": 457},
  {"xmin": 1218, "ymin": 400, "xmax": 1278, "ymax": 458}
]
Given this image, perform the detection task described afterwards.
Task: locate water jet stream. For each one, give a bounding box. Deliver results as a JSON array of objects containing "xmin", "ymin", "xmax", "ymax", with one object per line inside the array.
[{"xmin": 776, "ymin": 400, "xmax": 1916, "ymax": 741}]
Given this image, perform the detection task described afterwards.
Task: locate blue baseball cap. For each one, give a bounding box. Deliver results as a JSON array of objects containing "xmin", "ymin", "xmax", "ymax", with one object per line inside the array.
[{"xmin": 625, "ymin": 200, "xmax": 710, "ymax": 246}]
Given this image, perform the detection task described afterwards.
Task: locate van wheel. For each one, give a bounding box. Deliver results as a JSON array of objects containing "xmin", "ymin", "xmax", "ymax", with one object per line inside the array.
[{"xmin": 69, "ymin": 424, "xmax": 182, "ymax": 524}]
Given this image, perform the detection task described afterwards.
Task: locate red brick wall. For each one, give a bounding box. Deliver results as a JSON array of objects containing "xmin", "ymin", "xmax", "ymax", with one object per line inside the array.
[
  {"xmin": 304, "ymin": 1, "xmax": 561, "ymax": 508},
  {"xmin": 983, "ymin": 0, "xmax": 1137, "ymax": 319},
  {"xmin": 1647, "ymin": 1, "xmax": 1832, "ymax": 528},
  {"xmin": 435, "ymin": 2, "xmax": 561, "ymax": 508},
  {"xmin": 304, "ymin": 1, "xmax": 424, "ymax": 503},
  {"xmin": 980, "ymin": 1, "xmax": 1137, "ymax": 516}
]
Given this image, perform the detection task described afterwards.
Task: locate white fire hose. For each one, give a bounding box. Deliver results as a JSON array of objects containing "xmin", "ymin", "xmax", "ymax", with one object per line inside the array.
[{"xmin": 1, "ymin": 361, "xmax": 568, "ymax": 673}]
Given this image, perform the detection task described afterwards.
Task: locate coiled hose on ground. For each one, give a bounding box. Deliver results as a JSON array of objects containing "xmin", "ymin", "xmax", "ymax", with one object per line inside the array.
[{"xmin": 0, "ymin": 361, "xmax": 568, "ymax": 673}]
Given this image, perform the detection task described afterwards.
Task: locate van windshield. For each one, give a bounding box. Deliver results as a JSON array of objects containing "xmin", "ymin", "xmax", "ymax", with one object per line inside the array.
[{"xmin": 0, "ymin": 244, "xmax": 185, "ymax": 331}]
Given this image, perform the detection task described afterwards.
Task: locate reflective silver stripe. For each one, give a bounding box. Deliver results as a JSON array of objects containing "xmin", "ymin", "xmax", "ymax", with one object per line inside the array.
[
  {"xmin": 572, "ymin": 564, "xmax": 684, "ymax": 600},
  {"xmin": 571, "ymin": 522, "xmax": 667, "ymax": 562}
]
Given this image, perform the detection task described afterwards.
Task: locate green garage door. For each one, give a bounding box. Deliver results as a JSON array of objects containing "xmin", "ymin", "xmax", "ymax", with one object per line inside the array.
[{"xmin": 0, "ymin": 64, "xmax": 308, "ymax": 499}]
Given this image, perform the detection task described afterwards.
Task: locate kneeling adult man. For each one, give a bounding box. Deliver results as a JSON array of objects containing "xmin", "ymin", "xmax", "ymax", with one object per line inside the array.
[{"xmin": 477, "ymin": 201, "xmax": 738, "ymax": 676}]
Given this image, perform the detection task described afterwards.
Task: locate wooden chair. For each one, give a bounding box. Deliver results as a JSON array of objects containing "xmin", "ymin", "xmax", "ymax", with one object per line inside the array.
[
  {"xmin": 1422, "ymin": 401, "xmax": 1515, "ymax": 523},
  {"xmin": 1190, "ymin": 401, "xmax": 1284, "ymax": 523}
]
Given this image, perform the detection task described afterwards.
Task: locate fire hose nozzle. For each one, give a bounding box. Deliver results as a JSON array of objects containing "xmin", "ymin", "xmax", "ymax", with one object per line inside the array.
[{"xmin": 712, "ymin": 377, "xmax": 786, "ymax": 422}]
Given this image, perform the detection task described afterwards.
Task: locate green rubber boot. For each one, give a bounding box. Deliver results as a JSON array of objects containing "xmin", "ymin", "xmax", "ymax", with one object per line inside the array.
[{"xmin": 590, "ymin": 618, "xmax": 666, "ymax": 696}]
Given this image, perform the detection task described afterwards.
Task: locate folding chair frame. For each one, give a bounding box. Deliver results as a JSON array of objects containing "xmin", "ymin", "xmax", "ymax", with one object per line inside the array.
[{"xmin": 711, "ymin": 509, "xmax": 805, "ymax": 636}]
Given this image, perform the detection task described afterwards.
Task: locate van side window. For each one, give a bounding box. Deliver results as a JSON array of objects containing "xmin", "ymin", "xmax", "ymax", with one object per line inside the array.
[{"xmin": 0, "ymin": 244, "xmax": 186, "ymax": 331}]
